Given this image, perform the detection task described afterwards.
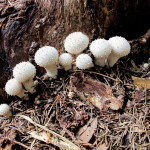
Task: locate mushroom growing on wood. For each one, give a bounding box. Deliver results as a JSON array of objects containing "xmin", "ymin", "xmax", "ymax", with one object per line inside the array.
[
  {"xmin": 0, "ymin": 104, "xmax": 12, "ymax": 118},
  {"xmin": 90, "ymin": 39, "xmax": 112, "ymax": 67},
  {"xmin": 108, "ymin": 36, "xmax": 131, "ymax": 67},
  {"xmin": 64, "ymin": 32, "xmax": 89, "ymax": 55},
  {"xmin": 5, "ymin": 78, "xmax": 26, "ymax": 98},
  {"xmin": 13, "ymin": 62, "xmax": 36, "ymax": 93},
  {"xmin": 76, "ymin": 54, "xmax": 94, "ymax": 69},
  {"xmin": 34, "ymin": 46, "xmax": 59, "ymax": 78},
  {"xmin": 59, "ymin": 53, "xmax": 73, "ymax": 70}
]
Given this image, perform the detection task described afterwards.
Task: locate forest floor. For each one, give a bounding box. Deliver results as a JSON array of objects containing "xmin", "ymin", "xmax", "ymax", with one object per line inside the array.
[
  {"xmin": 0, "ymin": 48, "xmax": 150, "ymax": 150},
  {"xmin": 0, "ymin": 1, "xmax": 150, "ymax": 149}
]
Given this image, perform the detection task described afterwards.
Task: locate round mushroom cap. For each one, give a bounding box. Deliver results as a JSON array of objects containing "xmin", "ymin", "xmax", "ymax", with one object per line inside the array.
[
  {"xmin": 35, "ymin": 46, "xmax": 58, "ymax": 67},
  {"xmin": 5, "ymin": 78, "xmax": 23, "ymax": 96},
  {"xmin": 76, "ymin": 54, "xmax": 94, "ymax": 69},
  {"xmin": 59, "ymin": 53, "xmax": 73, "ymax": 66},
  {"xmin": 0, "ymin": 104, "xmax": 11, "ymax": 116},
  {"xmin": 108, "ymin": 36, "xmax": 131, "ymax": 57},
  {"xmin": 64, "ymin": 32, "xmax": 89, "ymax": 55},
  {"xmin": 90, "ymin": 39, "xmax": 112, "ymax": 58},
  {"xmin": 13, "ymin": 62, "xmax": 36, "ymax": 82}
]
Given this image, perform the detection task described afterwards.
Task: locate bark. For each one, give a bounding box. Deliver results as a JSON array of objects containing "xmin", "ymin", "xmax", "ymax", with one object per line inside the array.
[{"xmin": 0, "ymin": 0, "xmax": 150, "ymax": 101}]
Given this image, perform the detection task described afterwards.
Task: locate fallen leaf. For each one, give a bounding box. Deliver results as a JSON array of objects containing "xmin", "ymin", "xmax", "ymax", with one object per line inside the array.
[
  {"xmin": 96, "ymin": 143, "xmax": 108, "ymax": 150},
  {"xmin": 29, "ymin": 131, "xmax": 51, "ymax": 144},
  {"xmin": 132, "ymin": 76, "xmax": 150, "ymax": 89},
  {"xmin": 70, "ymin": 74, "xmax": 123, "ymax": 110},
  {"xmin": 77, "ymin": 118, "xmax": 97, "ymax": 143}
]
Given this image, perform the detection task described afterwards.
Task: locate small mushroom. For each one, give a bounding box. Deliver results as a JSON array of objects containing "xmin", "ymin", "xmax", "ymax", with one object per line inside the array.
[
  {"xmin": 59, "ymin": 53, "xmax": 73, "ymax": 70},
  {"xmin": 108, "ymin": 36, "xmax": 131, "ymax": 67},
  {"xmin": 90, "ymin": 39, "xmax": 112, "ymax": 67},
  {"xmin": 0, "ymin": 104, "xmax": 12, "ymax": 118},
  {"xmin": 13, "ymin": 62, "xmax": 36, "ymax": 93},
  {"xmin": 64, "ymin": 32, "xmax": 89, "ymax": 55},
  {"xmin": 76, "ymin": 54, "xmax": 94, "ymax": 69},
  {"xmin": 5, "ymin": 78, "xmax": 27, "ymax": 98},
  {"xmin": 34, "ymin": 46, "xmax": 59, "ymax": 78}
]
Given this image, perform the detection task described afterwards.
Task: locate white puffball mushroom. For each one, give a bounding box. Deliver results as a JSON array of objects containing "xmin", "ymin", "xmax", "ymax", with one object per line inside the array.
[
  {"xmin": 143, "ymin": 63, "xmax": 149, "ymax": 70},
  {"xmin": 13, "ymin": 62, "xmax": 36, "ymax": 93},
  {"xmin": 0, "ymin": 104, "xmax": 12, "ymax": 117},
  {"xmin": 59, "ymin": 53, "xmax": 73, "ymax": 70},
  {"xmin": 108, "ymin": 36, "xmax": 131, "ymax": 67},
  {"xmin": 76, "ymin": 54, "xmax": 94, "ymax": 69},
  {"xmin": 64, "ymin": 32, "xmax": 89, "ymax": 55},
  {"xmin": 34, "ymin": 46, "xmax": 59, "ymax": 78},
  {"xmin": 90, "ymin": 39, "xmax": 112, "ymax": 67},
  {"xmin": 5, "ymin": 78, "xmax": 26, "ymax": 98}
]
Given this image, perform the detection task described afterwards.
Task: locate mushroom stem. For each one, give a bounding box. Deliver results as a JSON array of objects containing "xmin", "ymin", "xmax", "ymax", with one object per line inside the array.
[
  {"xmin": 17, "ymin": 89, "xmax": 27, "ymax": 98},
  {"xmin": 45, "ymin": 65, "xmax": 58, "ymax": 78},
  {"xmin": 23, "ymin": 78, "xmax": 35, "ymax": 93},
  {"xmin": 64, "ymin": 64, "xmax": 72, "ymax": 71},
  {"xmin": 107, "ymin": 53, "xmax": 119, "ymax": 67},
  {"xmin": 95, "ymin": 57, "xmax": 106, "ymax": 67}
]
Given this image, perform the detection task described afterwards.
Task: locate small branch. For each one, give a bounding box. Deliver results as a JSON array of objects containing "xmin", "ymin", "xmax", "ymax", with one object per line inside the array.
[
  {"xmin": 0, "ymin": 136, "xmax": 34, "ymax": 150},
  {"xmin": 72, "ymin": 70, "xmax": 120, "ymax": 82}
]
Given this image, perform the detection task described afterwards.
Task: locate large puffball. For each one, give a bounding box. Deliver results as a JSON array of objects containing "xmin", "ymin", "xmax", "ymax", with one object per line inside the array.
[
  {"xmin": 90, "ymin": 39, "xmax": 112, "ymax": 58},
  {"xmin": 34, "ymin": 46, "xmax": 59, "ymax": 78},
  {"xmin": 34, "ymin": 46, "xmax": 58, "ymax": 67},
  {"xmin": 59, "ymin": 53, "xmax": 73, "ymax": 70},
  {"xmin": 90, "ymin": 39, "xmax": 112, "ymax": 67},
  {"xmin": 5, "ymin": 78, "xmax": 23, "ymax": 96},
  {"xmin": 76, "ymin": 54, "xmax": 94, "ymax": 69},
  {"xmin": 13, "ymin": 62, "xmax": 36, "ymax": 83},
  {"xmin": 64, "ymin": 32, "xmax": 89, "ymax": 55},
  {"xmin": 0, "ymin": 104, "xmax": 12, "ymax": 117},
  {"xmin": 108, "ymin": 36, "xmax": 131, "ymax": 67},
  {"xmin": 108, "ymin": 36, "xmax": 131, "ymax": 57}
]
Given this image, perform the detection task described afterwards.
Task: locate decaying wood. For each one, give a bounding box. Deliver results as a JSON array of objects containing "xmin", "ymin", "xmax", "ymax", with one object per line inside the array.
[{"xmin": 70, "ymin": 73, "xmax": 123, "ymax": 110}]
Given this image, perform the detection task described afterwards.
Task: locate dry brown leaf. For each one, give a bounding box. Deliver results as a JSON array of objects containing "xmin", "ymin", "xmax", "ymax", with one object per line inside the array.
[
  {"xmin": 29, "ymin": 131, "xmax": 51, "ymax": 144},
  {"xmin": 132, "ymin": 76, "xmax": 150, "ymax": 89},
  {"xmin": 70, "ymin": 74, "xmax": 123, "ymax": 110},
  {"xmin": 77, "ymin": 118, "xmax": 97, "ymax": 143},
  {"xmin": 96, "ymin": 143, "xmax": 108, "ymax": 150}
]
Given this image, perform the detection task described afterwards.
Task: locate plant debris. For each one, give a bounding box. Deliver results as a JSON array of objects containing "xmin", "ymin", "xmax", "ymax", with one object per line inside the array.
[{"xmin": 70, "ymin": 73, "xmax": 123, "ymax": 111}]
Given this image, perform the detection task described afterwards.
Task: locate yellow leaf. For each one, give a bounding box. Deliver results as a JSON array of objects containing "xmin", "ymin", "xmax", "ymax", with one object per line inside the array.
[
  {"xmin": 132, "ymin": 76, "xmax": 150, "ymax": 89},
  {"xmin": 131, "ymin": 60, "xmax": 140, "ymax": 71}
]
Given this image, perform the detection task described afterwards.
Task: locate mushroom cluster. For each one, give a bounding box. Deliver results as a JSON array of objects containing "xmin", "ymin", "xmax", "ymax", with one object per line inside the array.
[
  {"xmin": 5, "ymin": 61, "xmax": 36, "ymax": 99},
  {"xmin": 4, "ymin": 31, "xmax": 131, "ymax": 101}
]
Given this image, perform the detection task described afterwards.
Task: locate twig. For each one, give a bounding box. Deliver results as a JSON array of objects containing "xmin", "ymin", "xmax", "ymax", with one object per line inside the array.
[
  {"xmin": 18, "ymin": 115, "xmax": 81, "ymax": 150},
  {"xmin": 72, "ymin": 70, "xmax": 119, "ymax": 82},
  {"xmin": 0, "ymin": 136, "xmax": 34, "ymax": 150}
]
